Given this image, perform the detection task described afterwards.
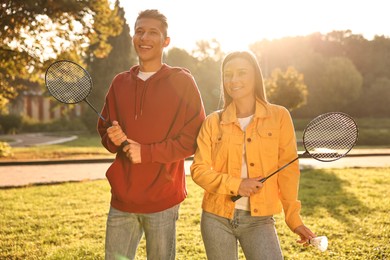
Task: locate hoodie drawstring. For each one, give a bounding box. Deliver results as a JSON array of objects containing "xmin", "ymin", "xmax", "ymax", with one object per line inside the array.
[{"xmin": 134, "ymin": 79, "xmax": 149, "ymax": 120}]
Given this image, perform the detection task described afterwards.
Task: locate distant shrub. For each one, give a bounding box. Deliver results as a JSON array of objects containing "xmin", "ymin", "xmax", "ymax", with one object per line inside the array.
[
  {"xmin": 21, "ymin": 117, "xmax": 88, "ymax": 133},
  {"xmin": 0, "ymin": 114, "xmax": 22, "ymax": 134},
  {"xmin": 0, "ymin": 141, "xmax": 13, "ymax": 158}
]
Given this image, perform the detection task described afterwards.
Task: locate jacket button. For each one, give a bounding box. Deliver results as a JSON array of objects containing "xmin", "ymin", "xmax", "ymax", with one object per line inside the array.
[
  {"xmin": 230, "ymin": 191, "xmax": 234, "ymax": 195},
  {"xmin": 247, "ymin": 138, "xmax": 251, "ymax": 142},
  {"xmin": 254, "ymin": 209, "xmax": 258, "ymax": 213},
  {"xmin": 268, "ymin": 132, "xmax": 272, "ymax": 136},
  {"xmin": 249, "ymin": 163, "xmax": 254, "ymax": 167}
]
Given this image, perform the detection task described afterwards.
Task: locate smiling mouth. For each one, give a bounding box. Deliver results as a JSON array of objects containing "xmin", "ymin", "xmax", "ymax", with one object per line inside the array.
[
  {"xmin": 139, "ymin": 45, "xmax": 152, "ymax": 50},
  {"xmin": 231, "ymin": 86, "xmax": 243, "ymax": 91}
]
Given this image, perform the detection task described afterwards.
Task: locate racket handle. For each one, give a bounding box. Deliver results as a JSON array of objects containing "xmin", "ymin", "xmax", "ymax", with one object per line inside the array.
[
  {"xmin": 231, "ymin": 195, "xmax": 242, "ymax": 202},
  {"xmin": 121, "ymin": 140, "xmax": 129, "ymax": 146}
]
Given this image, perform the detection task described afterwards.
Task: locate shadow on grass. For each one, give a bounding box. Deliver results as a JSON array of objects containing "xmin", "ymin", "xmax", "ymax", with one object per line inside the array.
[{"xmin": 298, "ymin": 168, "xmax": 370, "ymax": 225}]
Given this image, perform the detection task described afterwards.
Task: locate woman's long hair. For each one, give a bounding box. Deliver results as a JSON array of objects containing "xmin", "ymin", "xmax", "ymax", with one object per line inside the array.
[{"xmin": 220, "ymin": 51, "xmax": 267, "ymax": 110}]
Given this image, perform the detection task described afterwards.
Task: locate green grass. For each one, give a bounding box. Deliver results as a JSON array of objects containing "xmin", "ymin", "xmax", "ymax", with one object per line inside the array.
[
  {"xmin": 0, "ymin": 135, "xmax": 113, "ymax": 161},
  {"xmin": 1, "ymin": 168, "xmax": 389, "ymax": 259}
]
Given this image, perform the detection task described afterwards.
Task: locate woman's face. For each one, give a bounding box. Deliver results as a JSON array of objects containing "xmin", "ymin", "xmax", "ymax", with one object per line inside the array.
[{"xmin": 223, "ymin": 57, "xmax": 256, "ymax": 102}]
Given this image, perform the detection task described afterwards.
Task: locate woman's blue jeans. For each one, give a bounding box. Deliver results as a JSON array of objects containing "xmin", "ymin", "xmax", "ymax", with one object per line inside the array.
[
  {"xmin": 201, "ymin": 210, "xmax": 283, "ymax": 260},
  {"xmin": 105, "ymin": 204, "xmax": 179, "ymax": 260}
]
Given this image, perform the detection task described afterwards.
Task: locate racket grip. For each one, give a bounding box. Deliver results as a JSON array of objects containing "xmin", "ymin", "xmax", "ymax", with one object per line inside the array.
[
  {"xmin": 121, "ymin": 140, "xmax": 129, "ymax": 146},
  {"xmin": 231, "ymin": 195, "xmax": 242, "ymax": 202}
]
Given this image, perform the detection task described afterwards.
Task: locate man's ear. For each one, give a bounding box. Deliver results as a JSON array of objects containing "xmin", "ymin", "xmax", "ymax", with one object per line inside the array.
[{"xmin": 163, "ymin": 36, "xmax": 170, "ymax": 47}]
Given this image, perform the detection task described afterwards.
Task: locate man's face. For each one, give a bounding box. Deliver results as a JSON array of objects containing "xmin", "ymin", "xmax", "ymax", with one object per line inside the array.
[{"xmin": 133, "ymin": 18, "xmax": 169, "ymax": 64}]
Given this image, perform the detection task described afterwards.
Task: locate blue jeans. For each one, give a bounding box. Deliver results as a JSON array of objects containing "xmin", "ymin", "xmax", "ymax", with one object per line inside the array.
[
  {"xmin": 201, "ymin": 210, "xmax": 283, "ymax": 260},
  {"xmin": 105, "ymin": 204, "xmax": 180, "ymax": 260}
]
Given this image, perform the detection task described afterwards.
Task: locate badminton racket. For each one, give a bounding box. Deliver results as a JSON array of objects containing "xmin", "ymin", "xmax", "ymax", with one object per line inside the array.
[
  {"xmin": 231, "ymin": 112, "xmax": 358, "ymax": 202},
  {"xmin": 45, "ymin": 60, "xmax": 129, "ymax": 146}
]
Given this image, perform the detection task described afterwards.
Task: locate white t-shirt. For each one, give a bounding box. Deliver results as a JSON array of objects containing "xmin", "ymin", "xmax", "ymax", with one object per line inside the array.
[
  {"xmin": 235, "ymin": 114, "xmax": 254, "ymax": 211},
  {"xmin": 137, "ymin": 71, "xmax": 156, "ymax": 81}
]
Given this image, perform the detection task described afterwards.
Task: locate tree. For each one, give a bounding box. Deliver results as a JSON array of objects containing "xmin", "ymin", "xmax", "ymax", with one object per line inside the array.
[
  {"xmin": 83, "ymin": 0, "xmax": 136, "ymax": 131},
  {"xmin": 166, "ymin": 43, "xmax": 223, "ymax": 114},
  {"xmin": 359, "ymin": 77, "xmax": 390, "ymax": 117},
  {"xmin": 303, "ymin": 56, "xmax": 363, "ymax": 115},
  {"xmin": 192, "ymin": 40, "xmax": 223, "ymax": 114},
  {"xmin": 0, "ymin": 0, "xmax": 122, "ymax": 113},
  {"xmin": 265, "ymin": 67, "xmax": 308, "ymax": 111},
  {"xmin": 165, "ymin": 48, "xmax": 198, "ymax": 73}
]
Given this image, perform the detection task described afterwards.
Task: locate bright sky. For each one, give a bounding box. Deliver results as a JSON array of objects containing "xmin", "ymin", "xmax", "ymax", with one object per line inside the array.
[{"xmin": 118, "ymin": 0, "xmax": 390, "ymax": 53}]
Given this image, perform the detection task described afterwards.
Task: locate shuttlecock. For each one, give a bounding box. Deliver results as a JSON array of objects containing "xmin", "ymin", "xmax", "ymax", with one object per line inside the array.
[{"xmin": 309, "ymin": 236, "xmax": 328, "ymax": 252}]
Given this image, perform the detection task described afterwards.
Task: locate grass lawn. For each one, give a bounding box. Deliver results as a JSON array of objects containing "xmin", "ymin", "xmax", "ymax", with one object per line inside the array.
[
  {"xmin": 0, "ymin": 135, "xmax": 114, "ymax": 161},
  {"xmin": 0, "ymin": 168, "xmax": 389, "ymax": 259}
]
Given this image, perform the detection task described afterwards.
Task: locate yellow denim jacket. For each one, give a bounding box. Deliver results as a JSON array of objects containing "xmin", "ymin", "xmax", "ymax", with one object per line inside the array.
[{"xmin": 190, "ymin": 99, "xmax": 303, "ymax": 231}]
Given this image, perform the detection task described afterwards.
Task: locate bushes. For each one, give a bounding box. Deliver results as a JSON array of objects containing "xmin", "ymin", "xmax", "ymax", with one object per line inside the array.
[
  {"xmin": 0, "ymin": 141, "xmax": 13, "ymax": 158},
  {"xmin": 0, "ymin": 114, "xmax": 88, "ymax": 134},
  {"xmin": 0, "ymin": 114, "xmax": 22, "ymax": 134},
  {"xmin": 21, "ymin": 117, "xmax": 88, "ymax": 133}
]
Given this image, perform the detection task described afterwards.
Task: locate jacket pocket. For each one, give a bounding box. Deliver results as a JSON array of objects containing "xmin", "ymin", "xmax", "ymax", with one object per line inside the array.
[
  {"xmin": 210, "ymin": 134, "xmax": 228, "ymax": 167},
  {"xmin": 257, "ymin": 128, "xmax": 279, "ymax": 157}
]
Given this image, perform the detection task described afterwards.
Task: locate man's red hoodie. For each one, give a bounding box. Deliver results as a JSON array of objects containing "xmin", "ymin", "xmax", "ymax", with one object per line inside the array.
[{"xmin": 98, "ymin": 64, "xmax": 205, "ymax": 213}]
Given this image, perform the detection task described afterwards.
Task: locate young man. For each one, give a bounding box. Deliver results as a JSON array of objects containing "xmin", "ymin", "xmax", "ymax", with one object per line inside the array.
[{"xmin": 98, "ymin": 9, "xmax": 205, "ymax": 260}]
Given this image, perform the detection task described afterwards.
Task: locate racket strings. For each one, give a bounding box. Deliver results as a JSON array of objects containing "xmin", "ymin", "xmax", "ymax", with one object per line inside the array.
[
  {"xmin": 303, "ymin": 113, "xmax": 358, "ymax": 161},
  {"xmin": 45, "ymin": 61, "xmax": 92, "ymax": 104}
]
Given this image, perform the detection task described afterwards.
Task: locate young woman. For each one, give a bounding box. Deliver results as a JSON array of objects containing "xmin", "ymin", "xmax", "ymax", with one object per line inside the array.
[{"xmin": 191, "ymin": 51, "xmax": 315, "ymax": 259}]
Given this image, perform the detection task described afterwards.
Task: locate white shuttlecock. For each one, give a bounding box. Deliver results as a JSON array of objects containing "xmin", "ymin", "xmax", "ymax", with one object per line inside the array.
[{"xmin": 309, "ymin": 236, "xmax": 328, "ymax": 252}]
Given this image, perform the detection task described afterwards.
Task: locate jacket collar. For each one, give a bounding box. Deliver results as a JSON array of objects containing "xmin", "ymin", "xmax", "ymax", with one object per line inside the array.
[{"xmin": 221, "ymin": 98, "xmax": 271, "ymax": 124}]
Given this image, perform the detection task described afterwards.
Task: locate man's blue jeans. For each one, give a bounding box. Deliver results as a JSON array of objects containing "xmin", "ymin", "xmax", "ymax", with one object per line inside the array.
[
  {"xmin": 201, "ymin": 210, "xmax": 283, "ymax": 260},
  {"xmin": 105, "ymin": 204, "xmax": 180, "ymax": 260}
]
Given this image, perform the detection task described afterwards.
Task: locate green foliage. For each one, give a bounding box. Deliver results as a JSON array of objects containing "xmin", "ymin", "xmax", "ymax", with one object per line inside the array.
[
  {"xmin": 352, "ymin": 77, "xmax": 390, "ymax": 117},
  {"xmin": 0, "ymin": 0, "xmax": 123, "ymax": 111},
  {"xmin": 265, "ymin": 66, "xmax": 308, "ymax": 111},
  {"xmin": 0, "ymin": 141, "xmax": 13, "ymax": 158},
  {"xmin": 317, "ymin": 57, "xmax": 363, "ymax": 110},
  {"xmin": 20, "ymin": 117, "xmax": 87, "ymax": 133},
  {"xmin": 0, "ymin": 114, "xmax": 22, "ymax": 134},
  {"xmin": 166, "ymin": 45, "xmax": 222, "ymax": 114},
  {"xmin": 0, "ymin": 169, "xmax": 389, "ymax": 259},
  {"xmin": 354, "ymin": 117, "xmax": 390, "ymax": 145},
  {"xmin": 251, "ymin": 32, "xmax": 390, "ymax": 118},
  {"xmin": 85, "ymin": 1, "xmax": 136, "ymax": 131}
]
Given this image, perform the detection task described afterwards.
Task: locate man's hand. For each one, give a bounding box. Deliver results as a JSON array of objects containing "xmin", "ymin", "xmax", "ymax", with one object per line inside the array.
[
  {"xmin": 107, "ymin": 121, "xmax": 127, "ymax": 146},
  {"xmin": 237, "ymin": 177, "xmax": 264, "ymax": 197},
  {"xmin": 122, "ymin": 139, "xmax": 142, "ymax": 164}
]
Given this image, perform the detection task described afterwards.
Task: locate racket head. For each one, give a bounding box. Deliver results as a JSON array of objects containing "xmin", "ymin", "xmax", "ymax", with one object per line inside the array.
[
  {"xmin": 45, "ymin": 60, "xmax": 92, "ymax": 104},
  {"xmin": 302, "ymin": 112, "xmax": 358, "ymax": 162}
]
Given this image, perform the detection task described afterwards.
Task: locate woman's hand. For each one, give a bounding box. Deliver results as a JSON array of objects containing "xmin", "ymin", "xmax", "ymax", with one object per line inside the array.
[
  {"xmin": 237, "ymin": 177, "xmax": 263, "ymax": 197},
  {"xmin": 294, "ymin": 225, "xmax": 316, "ymax": 246}
]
